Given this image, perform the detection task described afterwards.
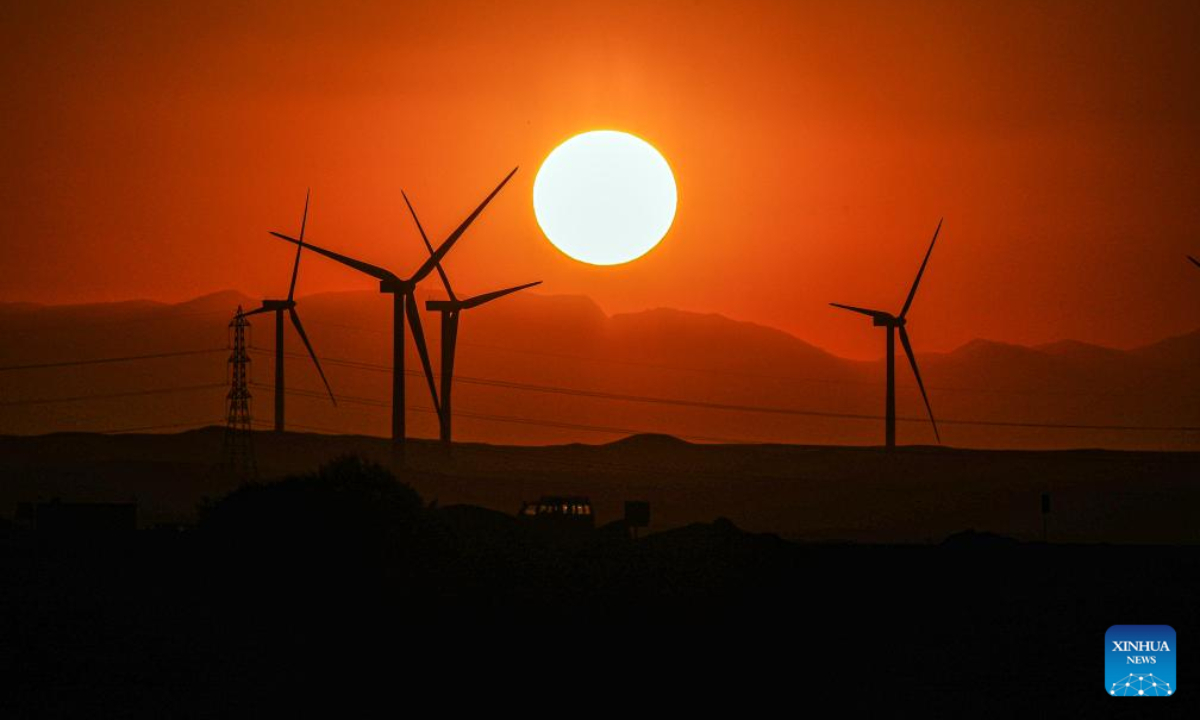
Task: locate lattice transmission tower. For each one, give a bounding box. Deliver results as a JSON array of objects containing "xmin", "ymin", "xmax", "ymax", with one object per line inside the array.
[{"xmin": 221, "ymin": 306, "xmax": 257, "ymax": 480}]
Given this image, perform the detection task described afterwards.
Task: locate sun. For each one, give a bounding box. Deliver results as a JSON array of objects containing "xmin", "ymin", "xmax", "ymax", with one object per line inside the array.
[{"xmin": 533, "ymin": 130, "xmax": 677, "ymax": 266}]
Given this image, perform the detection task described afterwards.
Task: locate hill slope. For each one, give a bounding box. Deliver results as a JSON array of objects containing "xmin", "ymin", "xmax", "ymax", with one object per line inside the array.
[{"xmin": 0, "ymin": 290, "xmax": 1196, "ymax": 449}]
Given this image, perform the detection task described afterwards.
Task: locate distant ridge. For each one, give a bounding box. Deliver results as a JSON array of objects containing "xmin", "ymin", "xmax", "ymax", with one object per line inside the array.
[
  {"xmin": 0, "ymin": 289, "xmax": 1196, "ymax": 450},
  {"xmin": 607, "ymin": 433, "xmax": 693, "ymax": 449},
  {"xmin": 173, "ymin": 290, "xmax": 256, "ymax": 312},
  {"xmin": 7, "ymin": 287, "xmax": 1197, "ymax": 363}
]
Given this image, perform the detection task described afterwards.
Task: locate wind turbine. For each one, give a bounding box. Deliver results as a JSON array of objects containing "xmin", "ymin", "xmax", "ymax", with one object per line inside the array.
[
  {"xmin": 830, "ymin": 219, "xmax": 943, "ymax": 448},
  {"xmin": 1188, "ymin": 255, "xmax": 1199, "ymax": 269},
  {"xmin": 245, "ymin": 190, "xmax": 335, "ymax": 432},
  {"xmin": 402, "ymin": 191, "xmax": 540, "ymax": 447},
  {"xmin": 270, "ymin": 167, "xmax": 518, "ymax": 466}
]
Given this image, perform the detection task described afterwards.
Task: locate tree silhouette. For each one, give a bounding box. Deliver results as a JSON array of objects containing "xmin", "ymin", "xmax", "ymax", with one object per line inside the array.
[{"xmin": 200, "ymin": 455, "xmax": 427, "ymax": 567}]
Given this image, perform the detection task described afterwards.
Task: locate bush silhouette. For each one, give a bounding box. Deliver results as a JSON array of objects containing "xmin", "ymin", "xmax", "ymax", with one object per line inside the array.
[{"xmin": 200, "ymin": 455, "xmax": 426, "ymax": 563}]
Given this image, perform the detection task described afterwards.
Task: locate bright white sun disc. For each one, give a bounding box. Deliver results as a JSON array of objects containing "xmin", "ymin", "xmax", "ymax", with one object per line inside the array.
[{"xmin": 533, "ymin": 130, "xmax": 677, "ymax": 265}]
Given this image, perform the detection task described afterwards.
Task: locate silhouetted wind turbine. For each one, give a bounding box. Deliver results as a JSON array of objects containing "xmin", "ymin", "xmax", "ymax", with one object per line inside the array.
[
  {"xmin": 246, "ymin": 190, "xmax": 335, "ymax": 432},
  {"xmin": 402, "ymin": 191, "xmax": 540, "ymax": 448},
  {"xmin": 830, "ymin": 219, "xmax": 942, "ymax": 448},
  {"xmin": 271, "ymin": 167, "xmax": 518, "ymax": 466},
  {"xmin": 1189, "ymin": 255, "xmax": 1200, "ymax": 269}
]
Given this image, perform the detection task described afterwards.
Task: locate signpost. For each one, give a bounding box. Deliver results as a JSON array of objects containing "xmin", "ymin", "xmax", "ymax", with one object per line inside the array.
[
  {"xmin": 624, "ymin": 501, "xmax": 651, "ymax": 540},
  {"xmin": 1041, "ymin": 492, "xmax": 1051, "ymax": 543}
]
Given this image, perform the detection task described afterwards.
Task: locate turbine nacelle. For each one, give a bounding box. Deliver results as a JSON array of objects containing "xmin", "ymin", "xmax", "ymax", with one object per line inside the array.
[
  {"xmin": 425, "ymin": 299, "xmax": 459, "ymax": 312},
  {"xmin": 829, "ymin": 303, "xmax": 899, "ymax": 326},
  {"xmin": 258, "ymin": 299, "xmax": 296, "ymax": 311},
  {"xmin": 379, "ymin": 278, "xmax": 416, "ymax": 295}
]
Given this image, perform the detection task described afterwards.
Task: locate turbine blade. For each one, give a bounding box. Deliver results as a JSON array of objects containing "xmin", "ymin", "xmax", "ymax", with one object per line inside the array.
[
  {"xmin": 900, "ymin": 218, "xmax": 942, "ymax": 319},
  {"xmin": 461, "ymin": 281, "xmax": 542, "ymax": 309},
  {"xmin": 404, "ymin": 296, "xmax": 441, "ymax": 417},
  {"xmin": 300, "ymin": 189, "xmax": 310, "ymax": 241},
  {"xmin": 410, "ymin": 167, "xmax": 518, "ymax": 284},
  {"xmin": 287, "ymin": 189, "xmax": 310, "ymax": 302},
  {"xmin": 288, "ymin": 307, "xmax": 336, "ymax": 407},
  {"xmin": 1189, "ymin": 255, "xmax": 1200, "ymax": 269},
  {"xmin": 242, "ymin": 305, "xmax": 273, "ymax": 317},
  {"xmin": 899, "ymin": 326, "xmax": 939, "ymax": 443},
  {"xmin": 270, "ymin": 232, "xmax": 398, "ymax": 282},
  {"xmin": 402, "ymin": 190, "xmax": 456, "ymax": 301},
  {"xmin": 830, "ymin": 302, "xmax": 889, "ymax": 320}
]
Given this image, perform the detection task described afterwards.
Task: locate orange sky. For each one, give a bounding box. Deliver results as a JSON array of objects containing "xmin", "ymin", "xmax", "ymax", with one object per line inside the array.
[{"xmin": 1, "ymin": 0, "xmax": 1198, "ymax": 360}]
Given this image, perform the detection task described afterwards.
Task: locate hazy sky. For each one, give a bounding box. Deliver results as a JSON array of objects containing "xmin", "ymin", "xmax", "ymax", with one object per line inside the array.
[{"xmin": 2, "ymin": 0, "xmax": 1198, "ymax": 359}]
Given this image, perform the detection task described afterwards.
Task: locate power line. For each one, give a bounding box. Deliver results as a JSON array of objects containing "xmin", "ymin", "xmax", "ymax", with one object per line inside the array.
[
  {"xmin": 0, "ymin": 345, "xmax": 1192, "ymax": 438},
  {"xmin": 248, "ymin": 418, "xmax": 734, "ymax": 478},
  {"xmin": 0, "ymin": 348, "xmax": 225, "ymax": 373},
  {"xmin": 249, "ymin": 382, "xmax": 743, "ymax": 442},
  {"xmin": 1, "ymin": 306, "xmax": 236, "ymax": 334},
  {"xmin": 293, "ymin": 318, "xmax": 1178, "ymax": 400},
  {"xmin": 0, "ymin": 310, "xmax": 1184, "ymax": 404},
  {"xmin": 293, "ymin": 318, "xmax": 905, "ymax": 388},
  {"xmin": 0, "ymin": 383, "xmax": 227, "ymax": 408},
  {"xmin": 17, "ymin": 419, "xmax": 222, "ymax": 434},
  {"xmin": 459, "ymin": 378, "xmax": 1200, "ymax": 432},
  {"xmin": 250, "ymin": 382, "xmax": 738, "ymax": 441},
  {"xmin": 252, "ymin": 419, "xmax": 352, "ymax": 435},
  {"xmin": 104, "ymin": 419, "xmax": 220, "ymax": 434},
  {"xmin": 246, "ymin": 349, "xmax": 1200, "ymax": 434},
  {"xmin": 450, "ymin": 408, "xmax": 735, "ymax": 442},
  {"xmin": 247, "ymin": 416, "xmax": 834, "ymax": 482}
]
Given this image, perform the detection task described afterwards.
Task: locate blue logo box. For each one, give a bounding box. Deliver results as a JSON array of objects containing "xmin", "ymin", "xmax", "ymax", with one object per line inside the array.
[{"xmin": 1106, "ymin": 625, "xmax": 1175, "ymax": 697}]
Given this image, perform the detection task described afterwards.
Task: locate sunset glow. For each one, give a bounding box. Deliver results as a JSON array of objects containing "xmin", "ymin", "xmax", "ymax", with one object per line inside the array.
[
  {"xmin": 533, "ymin": 131, "xmax": 677, "ymax": 266},
  {"xmin": 2, "ymin": 3, "xmax": 1199, "ymax": 698}
]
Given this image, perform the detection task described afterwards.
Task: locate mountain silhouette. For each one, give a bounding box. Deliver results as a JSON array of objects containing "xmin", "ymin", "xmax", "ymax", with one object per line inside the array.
[{"xmin": 0, "ymin": 290, "xmax": 1196, "ymax": 450}]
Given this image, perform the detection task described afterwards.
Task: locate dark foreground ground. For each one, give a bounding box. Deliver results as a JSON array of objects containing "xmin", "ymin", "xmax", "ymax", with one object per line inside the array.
[
  {"xmin": 2, "ymin": 456, "xmax": 1197, "ymax": 716},
  {"xmin": 2, "ymin": 428, "xmax": 1199, "ymax": 543},
  {"xmin": 2, "ymin": 435, "xmax": 1198, "ymax": 715}
]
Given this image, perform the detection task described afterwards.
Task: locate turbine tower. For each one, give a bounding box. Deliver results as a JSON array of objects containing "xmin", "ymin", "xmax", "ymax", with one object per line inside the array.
[
  {"xmin": 830, "ymin": 219, "xmax": 943, "ymax": 448},
  {"xmin": 246, "ymin": 191, "xmax": 336, "ymax": 432},
  {"xmin": 271, "ymin": 167, "xmax": 518, "ymax": 467},
  {"xmin": 402, "ymin": 191, "xmax": 540, "ymax": 447}
]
